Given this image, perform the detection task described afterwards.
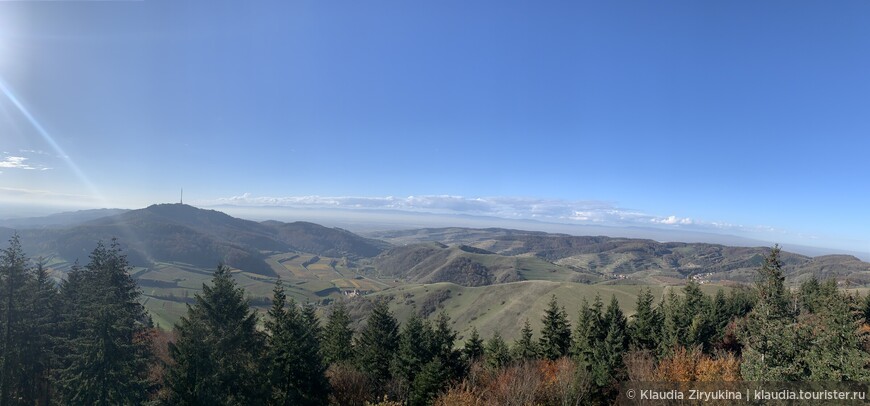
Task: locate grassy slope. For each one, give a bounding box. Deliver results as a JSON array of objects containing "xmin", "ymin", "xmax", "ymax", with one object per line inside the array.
[{"xmin": 373, "ymin": 280, "xmax": 728, "ymax": 344}]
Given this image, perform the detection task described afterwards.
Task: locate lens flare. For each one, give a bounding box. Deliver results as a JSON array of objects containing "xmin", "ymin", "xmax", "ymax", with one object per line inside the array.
[{"xmin": 0, "ymin": 76, "xmax": 104, "ymax": 203}]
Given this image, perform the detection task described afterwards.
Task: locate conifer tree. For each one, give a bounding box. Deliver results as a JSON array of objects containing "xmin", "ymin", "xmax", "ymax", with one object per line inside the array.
[
  {"xmin": 484, "ymin": 332, "xmax": 510, "ymax": 370},
  {"xmin": 264, "ymin": 280, "xmax": 329, "ymax": 405},
  {"xmin": 164, "ymin": 264, "xmax": 265, "ymax": 405},
  {"xmin": 428, "ymin": 311, "xmax": 462, "ymax": 380},
  {"xmin": 409, "ymin": 358, "xmax": 447, "ymax": 406},
  {"xmin": 0, "ymin": 234, "xmax": 30, "ymax": 405},
  {"xmin": 591, "ymin": 295, "xmax": 627, "ymax": 387},
  {"xmin": 463, "ymin": 327, "xmax": 484, "ymax": 362},
  {"xmin": 393, "ymin": 313, "xmax": 433, "ymax": 395},
  {"xmin": 802, "ymin": 287, "xmax": 869, "ymax": 380},
  {"xmin": 20, "ymin": 259, "xmax": 59, "ymax": 405},
  {"xmin": 512, "ymin": 319, "xmax": 538, "ymax": 361},
  {"xmin": 629, "ymin": 288, "xmax": 659, "ymax": 351},
  {"xmin": 572, "ymin": 296, "xmax": 602, "ymax": 366},
  {"xmin": 658, "ymin": 290, "xmax": 682, "ymax": 355},
  {"xmin": 56, "ymin": 239, "xmax": 153, "ymax": 405},
  {"xmin": 538, "ymin": 295, "xmax": 571, "ymax": 360},
  {"xmin": 741, "ymin": 245, "xmax": 805, "ymax": 381},
  {"xmin": 355, "ymin": 298, "xmax": 399, "ymax": 390},
  {"xmin": 322, "ymin": 300, "xmax": 354, "ymax": 366}
]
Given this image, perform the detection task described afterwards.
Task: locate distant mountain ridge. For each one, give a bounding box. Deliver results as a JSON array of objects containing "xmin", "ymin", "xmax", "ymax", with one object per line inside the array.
[
  {"xmin": 0, "ymin": 208, "xmax": 130, "ymax": 229},
  {"xmin": 0, "ymin": 204, "xmax": 389, "ymax": 276},
  {"xmin": 370, "ymin": 227, "xmax": 870, "ymax": 286}
]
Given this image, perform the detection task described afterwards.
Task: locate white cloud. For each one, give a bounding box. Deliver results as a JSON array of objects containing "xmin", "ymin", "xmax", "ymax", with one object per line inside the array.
[
  {"xmin": 0, "ymin": 155, "xmax": 51, "ymax": 171},
  {"xmin": 0, "ymin": 156, "xmax": 34, "ymax": 169},
  {"xmin": 652, "ymin": 215, "xmax": 694, "ymax": 225},
  {"xmin": 213, "ymin": 193, "xmax": 712, "ymax": 228}
]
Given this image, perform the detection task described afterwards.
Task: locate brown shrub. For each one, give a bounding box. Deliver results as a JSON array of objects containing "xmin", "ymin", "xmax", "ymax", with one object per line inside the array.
[
  {"xmin": 327, "ymin": 363, "xmax": 370, "ymax": 406},
  {"xmin": 623, "ymin": 350, "xmax": 657, "ymax": 382}
]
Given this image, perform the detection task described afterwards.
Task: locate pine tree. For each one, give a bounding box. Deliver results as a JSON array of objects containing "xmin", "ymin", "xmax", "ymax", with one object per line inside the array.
[
  {"xmin": 264, "ymin": 280, "xmax": 329, "ymax": 405},
  {"xmin": 322, "ymin": 300, "xmax": 354, "ymax": 366},
  {"xmin": 56, "ymin": 239, "xmax": 153, "ymax": 405},
  {"xmin": 463, "ymin": 327, "xmax": 484, "ymax": 362},
  {"xmin": 629, "ymin": 288, "xmax": 659, "ymax": 351},
  {"xmin": 512, "ymin": 319, "xmax": 538, "ymax": 361},
  {"xmin": 484, "ymin": 332, "xmax": 510, "ymax": 370},
  {"xmin": 355, "ymin": 298, "xmax": 399, "ymax": 391},
  {"xmin": 538, "ymin": 295, "xmax": 572, "ymax": 360},
  {"xmin": 164, "ymin": 264, "xmax": 266, "ymax": 405}
]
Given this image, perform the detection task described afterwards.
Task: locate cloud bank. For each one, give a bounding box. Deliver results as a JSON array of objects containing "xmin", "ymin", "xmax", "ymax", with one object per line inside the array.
[{"xmin": 214, "ymin": 193, "xmax": 704, "ymax": 229}]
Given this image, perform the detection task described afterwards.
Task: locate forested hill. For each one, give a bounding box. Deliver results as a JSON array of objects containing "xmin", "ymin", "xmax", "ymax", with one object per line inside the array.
[
  {"xmin": 0, "ymin": 204, "xmax": 388, "ymax": 276},
  {"xmin": 369, "ymin": 228, "xmax": 870, "ymax": 285}
]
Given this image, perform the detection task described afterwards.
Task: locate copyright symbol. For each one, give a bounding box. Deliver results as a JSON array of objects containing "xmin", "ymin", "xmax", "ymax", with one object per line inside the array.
[{"xmin": 627, "ymin": 389, "xmax": 635, "ymax": 399}]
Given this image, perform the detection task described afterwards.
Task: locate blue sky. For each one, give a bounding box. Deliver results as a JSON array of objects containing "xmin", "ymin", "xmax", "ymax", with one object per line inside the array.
[{"xmin": 0, "ymin": 0, "xmax": 868, "ymax": 254}]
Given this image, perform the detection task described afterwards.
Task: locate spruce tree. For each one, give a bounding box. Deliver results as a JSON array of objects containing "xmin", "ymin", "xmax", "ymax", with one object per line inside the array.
[
  {"xmin": 0, "ymin": 234, "xmax": 31, "ymax": 405},
  {"xmin": 56, "ymin": 239, "xmax": 153, "ymax": 405},
  {"xmin": 322, "ymin": 301, "xmax": 354, "ymax": 366},
  {"xmin": 572, "ymin": 296, "xmax": 602, "ymax": 366},
  {"xmin": 463, "ymin": 327, "xmax": 484, "ymax": 362},
  {"xmin": 629, "ymin": 288, "xmax": 659, "ymax": 351},
  {"xmin": 512, "ymin": 319, "xmax": 538, "ymax": 361},
  {"xmin": 803, "ymin": 287, "xmax": 869, "ymax": 380},
  {"xmin": 740, "ymin": 245, "xmax": 805, "ymax": 381},
  {"xmin": 484, "ymin": 332, "xmax": 510, "ymax": 370},
  {"xmin": 538, "ymin": 295, "xmax": 571, "ymax": 360},
  {"xmin": 264, "ymin": 280, "xmax": 329, "ymax": 406},
  {"xmin": 20, "ymin": 259, "xmax": 59, "ymax": 405},
  {"xmin": 591, "ymin": 295, "xmax": 627, "ymax": 387},
  {"xmin": 428, "ymin": 311, "xmax": 462, "ymax": 381},
  {"xmin": 392, "ymin": 313, "xmax": 433, "ymax": 395},
  {"xmin": 164, "ymin": 264, "xmax": 265, "ymax": 405},
  {"xmin": 355, "ymin": 298, "xmax": 399, "ymax": 391}
]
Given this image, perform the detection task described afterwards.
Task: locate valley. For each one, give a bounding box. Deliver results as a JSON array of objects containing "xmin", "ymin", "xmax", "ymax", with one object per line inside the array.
[{"xmin": 2, "ymin": 204, "xmax": 869, "ymax": 334}]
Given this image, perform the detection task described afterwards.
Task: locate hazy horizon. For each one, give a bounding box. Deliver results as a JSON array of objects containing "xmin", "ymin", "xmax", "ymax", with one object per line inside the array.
[{"xmin": 2, "ymin": 1, "xmax": 868, "ymax": 257}]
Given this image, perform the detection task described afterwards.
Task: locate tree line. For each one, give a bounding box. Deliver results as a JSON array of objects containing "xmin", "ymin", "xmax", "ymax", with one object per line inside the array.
[{"xmin": 1, "ymin": 236, "xmax": 869, "ymax": 405}]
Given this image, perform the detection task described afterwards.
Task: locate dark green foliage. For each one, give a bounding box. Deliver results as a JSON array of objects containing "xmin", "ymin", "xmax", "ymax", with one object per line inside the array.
[
  {"xmin": 409, "ymin": 359, "xmax": 448, "ymax": 406},
  {"xmin": 428, "ymin": 311, "xmax": 463, "ymax": 381},
  {"xmin": 573, "ymin": 296, "xmax": 603, "ymax": 366},
  {"xmin": 590, "ymin": 295, "xmax": 627, "ymax": 387},
  {"xmin": 164, "ymin": 264, "xmax": 265, "ymax": 405},
  {"xmin": 740, "ymin": 245, "xmax": 804, "ymax": 381},
  {"xmin": 538, "ymin": 295, "xmax": 572, "ymax": 360},
  {"xmin": 484, "ymin": 332, "xmax": 510, "ymax": 370},
  {"xmin": 264, "ymin": 280, "xmax": 329, "ymax": 405},
  {"xmin": 801, "ymin": 286, "xmax": 869, "ymax": 380},
  {"xmin": 0, "ymin": 234, "xmax": 31, "ymax": 405},
  {"xmin": 19, "ymin": 259, "xmax": 59, "ymax": 405},
  {"xmin": 393, "ymin": 314, "xmax": 433, "ymax": 395},
  {"xmin": 355, "ymin": 299, "xmax": 399, "ymax": 390},
  {"xmin": 512, "ymin": 319, "xmax": 538, "ymax": 361},
  {"xmin": 463, "ymin": 326, "xmax": 484, "ymax": 362},
  {"xmin": 628, "ymin": 288, "xmax": 659, "ymax": 351},
  {"xmin": 56, "ymin": 239, "xmax": 153, "ymax": 405},
  {"xmin": 322, "ymin": 300, "xmax": 354, "ymax": 366}
]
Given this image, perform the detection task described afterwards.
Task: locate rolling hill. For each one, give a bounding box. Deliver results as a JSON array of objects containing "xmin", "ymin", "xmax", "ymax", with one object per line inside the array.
[
  {"xmin": 0, "ymin": 204, "xmax": 389, "ymax": 277},
  {"xmin": 369, "ymin": 227, "xmax": 870, "ymax": 286}
]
